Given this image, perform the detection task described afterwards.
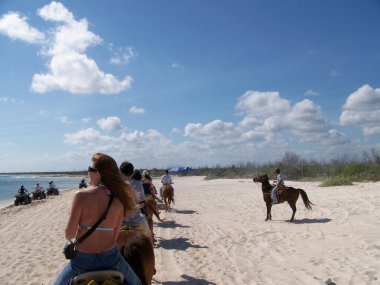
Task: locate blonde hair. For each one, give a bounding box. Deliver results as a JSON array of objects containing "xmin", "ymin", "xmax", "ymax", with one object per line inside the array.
[{"xmin": 92, "ymin": 153, "xmax": 136, "ymax": 217}]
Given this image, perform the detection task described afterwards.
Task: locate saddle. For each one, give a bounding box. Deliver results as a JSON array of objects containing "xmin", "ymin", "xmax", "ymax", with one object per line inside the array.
[
  {"xmin": 71, "ymin": 270, "xmax": 123, "ymax": 285},
  {"xmin": 277, "ymin": 186, "xmax": 286, "ymax": 195}
]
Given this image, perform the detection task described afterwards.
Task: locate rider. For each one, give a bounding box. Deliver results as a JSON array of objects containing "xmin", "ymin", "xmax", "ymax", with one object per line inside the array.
[
  {"xmin": 141, "ymin": 170, "xmax": 160, "ymax": 201},
  {"xmin": 272, "ymin": 168, "xmax": 284, "ymax": 204},
  {"xmin": 35, "ymin": 183, "xmax": 42, "ymax": 192},
  {"xmin": 18, "ymin": 185, "xmax": 26, "ymax": 195},
  {"xmin": 49, "ymin": 181, "xmax": 56, "ymax": 189},
  {"xmin": 160, "ymin": 169, "xmax": 174, "ymax": 198},
  {"xmin": 119, "ymin": 161, "xmax": 152, "ymax": 243}
]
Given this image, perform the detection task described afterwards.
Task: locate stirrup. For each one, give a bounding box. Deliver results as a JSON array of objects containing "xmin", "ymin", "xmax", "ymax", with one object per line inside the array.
[{"xmin": 71, "ymin": 270, "xmax": 124, "ymax": 285}]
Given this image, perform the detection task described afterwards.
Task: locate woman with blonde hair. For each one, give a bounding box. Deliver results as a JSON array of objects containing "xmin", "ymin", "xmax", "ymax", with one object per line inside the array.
[{"xmin": 54, "ymin": 153, "xmax": 141, "ymax": 285}]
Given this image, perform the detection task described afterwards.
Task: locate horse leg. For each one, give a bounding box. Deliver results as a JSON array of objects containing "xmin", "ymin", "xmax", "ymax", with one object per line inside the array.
[
  {"xmin": 265, "ymin": 203, "xmax": 272, "ymax": 221},
  {"xmin": 288, "ymin": 202, "xmax": 297, "ymax": 222}
]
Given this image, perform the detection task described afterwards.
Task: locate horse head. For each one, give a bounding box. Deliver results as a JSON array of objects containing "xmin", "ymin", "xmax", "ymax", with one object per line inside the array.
[{"xmin": 253, "ymin": 174, "xmax": 269, "ymax": 183}]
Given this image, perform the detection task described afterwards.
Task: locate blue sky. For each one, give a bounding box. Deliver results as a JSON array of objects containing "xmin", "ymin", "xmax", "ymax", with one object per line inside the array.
[{"xmin": 0, "ymin": 0, "xmax": 379, "ymax": 172}]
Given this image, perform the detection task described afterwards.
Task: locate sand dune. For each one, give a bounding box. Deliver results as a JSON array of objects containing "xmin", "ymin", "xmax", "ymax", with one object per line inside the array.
[{"xmin": 0, "ymin": 176, "xmax": 379, "ymax": 284}]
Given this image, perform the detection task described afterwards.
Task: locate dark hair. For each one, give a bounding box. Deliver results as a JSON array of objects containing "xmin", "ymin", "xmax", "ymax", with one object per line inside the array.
[
  {"xmin": 120, "ymin": 161, "xmax": 134, "ymax": 176},
  {"xmin": 132, "ymin": 170, "xmax": 142, "ymax": 181},
  {"xmin": 275, "ymin": 168, "xmax": 280, "ymax": 174},
  {"xmin": 92, "ymin": 153, "xmax": 136, "ymax": 217},
  {"xmin": 165, "ymin": 169, "xmax": 169, "ymax": 174}
]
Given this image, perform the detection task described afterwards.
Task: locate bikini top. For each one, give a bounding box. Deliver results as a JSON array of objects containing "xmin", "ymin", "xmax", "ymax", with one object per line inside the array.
[{"xmin": 78, "ymin": 186, "xmax": 114, "ymax": 231}]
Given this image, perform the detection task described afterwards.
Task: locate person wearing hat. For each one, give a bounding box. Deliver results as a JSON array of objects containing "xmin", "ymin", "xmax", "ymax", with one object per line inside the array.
[{"xmin": 272, "ymin": 168, "xmax": 284, "ymax": 204}]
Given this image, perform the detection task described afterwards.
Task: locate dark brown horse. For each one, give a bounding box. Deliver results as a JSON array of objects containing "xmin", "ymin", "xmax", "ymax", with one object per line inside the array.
[
  {"xmin": 117, "ymin": 231, "xmax": 156, "ymax": 285},
  {"xmin": 162, "ymin": 185, "xmax": 174, "ymax": 212},
  {"xmin": 253, "ymin": 174, "xmax": 313, "ymax": 222}
]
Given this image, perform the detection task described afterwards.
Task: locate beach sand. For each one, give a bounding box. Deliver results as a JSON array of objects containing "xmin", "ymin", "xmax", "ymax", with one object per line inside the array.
[{"xmin": 0, "ymin": 176, "xmax": 379, "ymax": 285}]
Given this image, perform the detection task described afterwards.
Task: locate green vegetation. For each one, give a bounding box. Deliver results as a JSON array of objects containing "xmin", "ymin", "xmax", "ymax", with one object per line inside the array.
[
  {"xmin": 194, "ymin": 149, "xmax": 380, "ymax": 186},
  {"xmin": 2, "ymin": 148, "xmax": 379, "ymax": 187}
]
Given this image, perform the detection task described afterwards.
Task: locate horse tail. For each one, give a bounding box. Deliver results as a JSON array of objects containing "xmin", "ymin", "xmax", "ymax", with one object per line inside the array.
[{"xmin": 299, "ymin": 189, "xmax": 313, "ymax": 210}]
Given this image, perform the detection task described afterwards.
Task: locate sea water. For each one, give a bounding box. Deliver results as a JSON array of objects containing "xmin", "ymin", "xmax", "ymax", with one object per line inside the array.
[{"xmin": 0, "ymin": 174, "xmax": 87, "ymax": 208}]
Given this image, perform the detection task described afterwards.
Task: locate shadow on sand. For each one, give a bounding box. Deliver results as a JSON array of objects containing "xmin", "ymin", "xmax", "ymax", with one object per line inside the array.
[
  {"xmin": 173, "ymin": 209, "xmax": 197, "ymax": 215},
  {"xmin": 158, "ymin": 274, "xmax": 217, "ymax": 285},
  {"xmin": 293, "ymin": 218, "xmax": 332, "ymax": 224},
  {"xmin": 155, "ymin": 220, "xmax": 190, "ymax": 229},
  {"xmin": 157, "ymin": 237, "xmax": 208, "ymax": 250}
]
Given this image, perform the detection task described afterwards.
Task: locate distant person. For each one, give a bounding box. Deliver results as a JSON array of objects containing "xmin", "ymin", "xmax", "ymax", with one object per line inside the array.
[
  {"xmin": 119, "ymin": 161, "xmax": 152, "ymax": 243},
  {"xmin": 160, "ymin": 169, "xmax": 174, "ymax": 198},
  {"xmin": 48, "ymin": 181, "xmax": 57, "ymax": 189},
  {"xmin": 131, "ymin": 169, "xmax": 143, "ymax": 182},
  {"xmin": 272, "ymin": 168, "xmax": 284, "ymax": 204},
  {"xmin": 53, "ymin": 153, "xmax": 141, "ymax": 285},
  {"xmin": 18, "ymin": 185, "xmax": 26, "ymax": 195},
  {"xmin": 35, "ymin": 183, "xmax": 42, "ymax": 192},
  {"xmin": 141, "ymin": 170, "xmax": 160, "ymax": 201}
]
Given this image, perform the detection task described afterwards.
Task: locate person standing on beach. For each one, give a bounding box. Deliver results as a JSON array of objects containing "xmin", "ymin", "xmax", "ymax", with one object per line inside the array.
[
  {"xmin": 160, "ymin": 169, "xmax": 174, "ymax": 198},
  {"xmin": 272, "ymin": 168, "xmax": 284, "ymax": 204},
  {"xmin": 119, "ymin": 161, "xmax": 152, "ymax": 243},
  {"xmin": 53, "ymin": 153, "xmax": 141, "ymax": 285}
]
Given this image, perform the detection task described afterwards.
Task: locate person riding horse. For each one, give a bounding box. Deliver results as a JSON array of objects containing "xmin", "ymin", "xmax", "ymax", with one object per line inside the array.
[
  {"xmin": 272, "ymin": 168, "xmax": 284, "ymax": 204},
  {"xmin": 160, "ymin": 170, "xmax": 174, "ymax": 198}
]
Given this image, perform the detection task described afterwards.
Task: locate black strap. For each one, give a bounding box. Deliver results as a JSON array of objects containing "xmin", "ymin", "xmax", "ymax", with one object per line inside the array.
[{"xmin": 76, "ymin": 195, "xmax": 114, "ymax": 245}]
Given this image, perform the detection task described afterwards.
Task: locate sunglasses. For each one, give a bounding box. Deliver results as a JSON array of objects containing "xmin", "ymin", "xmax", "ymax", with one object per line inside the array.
[{"xmin": 88, "ymin": 166, "xmax": 98, "ymax": 172}]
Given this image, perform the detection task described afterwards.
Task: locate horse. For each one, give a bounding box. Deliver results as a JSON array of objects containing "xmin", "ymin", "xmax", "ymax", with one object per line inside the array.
[
  {"xmin": 162, "ymin": 185, "xmax": 174, "ymax": 212},
  {"xmin": 144, "ymin": 196, "xmax": 165, "ymax": 243},
  {"xmin": 253, "ymin": 174, "xmax": 313, "ymax": 222},
  {"xmin": 117, "ymin": 231, "xmax": 156, "ymax": 285}
]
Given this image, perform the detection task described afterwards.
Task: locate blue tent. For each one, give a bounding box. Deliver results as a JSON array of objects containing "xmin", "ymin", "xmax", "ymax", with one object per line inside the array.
[{"xmin": 169, "ymin": 167, "xmax": 193, "ymax": 173}]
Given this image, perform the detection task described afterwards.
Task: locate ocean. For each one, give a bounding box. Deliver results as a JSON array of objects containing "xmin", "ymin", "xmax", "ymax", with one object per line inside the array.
[{"xmin": 0, "ymin": 174, "xmax": 87, "ymax": 208}]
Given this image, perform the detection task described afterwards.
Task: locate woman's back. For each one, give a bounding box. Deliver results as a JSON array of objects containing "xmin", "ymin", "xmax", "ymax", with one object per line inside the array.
[{"xmin": 66, "ymin": 186, "xmax": 124, "ymax": 253}]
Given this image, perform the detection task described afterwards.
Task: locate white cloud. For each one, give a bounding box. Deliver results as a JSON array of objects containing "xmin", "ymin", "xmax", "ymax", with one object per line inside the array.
[
  {"xmin": 236, "ymin": 90, "xmax": 291, "ymax": 118},
  {"xmin": 172, "ymin": 127, "xmax": 181, "ymax": 134},
  {"xmin": 0, "ymin": 12, "xmax": 45, "ymax": 44},
  {"xmin": 37, "ymin": 1, "xmax": 74, "ymax": 23},
  {"xmin": 236, "ymin": 90, "xmax": 348, "ymax": 146},
  {"xmin": 56, "ymin": 115, "xmax": 72, "ymax": 124},
  {"xmin": 110, "ymin": 46, "xmax": 136, "ymax": 65},
  {"xmin": 340, "ymin": 84, "xmax": 380, "ymax": 135},
  {"xmin": 0, "ymin": 97, "xmax": 16, "ymax": 103},
  {"xmin": 31, "ymin": 53, "xmax": 133, "ymax": 94},
  {"xmin": 60, "ymin": 89, "xmax": 356, "ymax": 168},
  {"xmin": 304, "ymin": 89, "xmax": 319, "ymax": 96},
  {"xmin": 64, "ymin": 128, "xmax": 114, "ymax": 145},
  {"xmin": 129, "ymin": 106, "xmax": 145, "ymax": 114},
  {"xmin": 81, "ymin": 117, "xmax": 92, "ymax": 124},
  {"xmin": 97, "ymin": 116, "xmax": 122, "ymax": 131},
  {"xmin": 0, "ymin": 2, "xmax": 133, "ymax": 95}
]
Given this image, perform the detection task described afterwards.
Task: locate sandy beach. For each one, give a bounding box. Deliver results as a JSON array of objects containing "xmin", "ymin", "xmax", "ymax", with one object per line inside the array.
[{"xmin": 0, "ymin": 176, "xmax": 379, "ymax": 285}]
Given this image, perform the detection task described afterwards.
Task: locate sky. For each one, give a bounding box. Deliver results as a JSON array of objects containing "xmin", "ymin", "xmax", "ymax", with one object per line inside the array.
[{"xmin": 0, "ymin": 0, "xmax": 379, "ymax": 172}]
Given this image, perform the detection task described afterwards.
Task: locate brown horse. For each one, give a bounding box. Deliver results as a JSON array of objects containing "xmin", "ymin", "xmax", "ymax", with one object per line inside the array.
[
  {"xmin": 162, "ymin": 185, "xmax": 174, "ymax": 212},
  {"xmin": 253, "ymin": 174, "xmax": 313, "ymax": 222},
  {"xmin": 117, "ymin": 231, "xmax": 156, "ymax": 285},
  {"xmin": 144, "ymin": 196, "xmax": 165, "ymax": 243}
]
